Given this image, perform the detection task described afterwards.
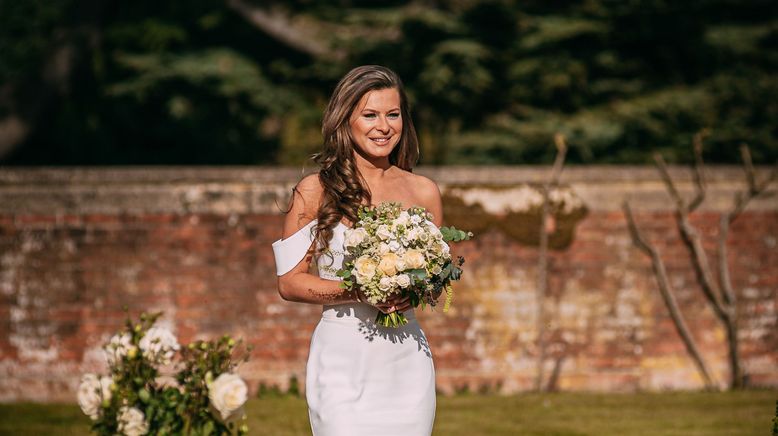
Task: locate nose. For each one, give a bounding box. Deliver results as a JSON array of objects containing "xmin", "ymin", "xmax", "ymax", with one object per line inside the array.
[{"xmin": 375, "ymin": 115, "xmax": 390, "ymax": 133}]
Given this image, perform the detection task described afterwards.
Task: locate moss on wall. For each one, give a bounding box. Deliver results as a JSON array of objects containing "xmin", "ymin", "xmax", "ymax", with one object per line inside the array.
[{"xmin": 442, "ymin": 183, "xmax": 588, "ymax": 249}]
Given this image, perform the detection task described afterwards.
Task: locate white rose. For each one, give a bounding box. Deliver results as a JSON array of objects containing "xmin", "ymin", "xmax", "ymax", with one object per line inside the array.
[
  {"xmin": 395, "ymin": 258, "xmax": 408, "ymax": 272},
  {"xmin": 139, "ymin": 326, "xmax": 180, "ymax": 366},
  {"xmin": 208, "ymin": 373, "xmax": 248, "ymax": 422},
  {"xmin": 117, "ymin": 406, "xmax": 149, "ymax": 436},
  {"xmin": 431, "ymin": 264, "xmax": 443, "ymax": 275},
  {"xmin": 378, "ymin": 276, "xmax": 394, "ymax": 291},
  {"xmin": 395, "ymin": 274, "xmax": 411, "ymax": 288},
  {"xmin": 376, "ymin": 224, "xmax": 393, "ymax": 241},
  {"xmin": 104, "ymin": 332, "xmax": 133, "ymax": 367},
  {"xmin": 428, "ymin": 223, "xmax": 443, "ymax": 240},
  {"xmin": 344, "ymin": 228, "xmax": 368, "ymax": 248},
  {"xmin": 388, "ymin": 240, "xmax": 401, "ymax": 252},
  {"xmin": 77, "ymin": 374, "xmax": 111, "ymax": 420},
  {"xmin": 378, "ymin": 242, "xmax": 391, "ymax": 255}
]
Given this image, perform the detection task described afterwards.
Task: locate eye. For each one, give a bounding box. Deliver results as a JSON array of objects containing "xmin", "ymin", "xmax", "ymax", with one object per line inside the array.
[
  {"xmin": 362, "ymin": 113, "xmax": 377, "ymax": 119},
  {"xmin": 388, "ymin": 112, "xmax": 400, "ymax": 119}
]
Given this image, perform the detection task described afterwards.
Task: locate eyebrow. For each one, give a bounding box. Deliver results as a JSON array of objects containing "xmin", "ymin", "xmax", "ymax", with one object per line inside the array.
[{"xmin": 361, "ymin": 107, "xmax": 401, "ymax": 112}]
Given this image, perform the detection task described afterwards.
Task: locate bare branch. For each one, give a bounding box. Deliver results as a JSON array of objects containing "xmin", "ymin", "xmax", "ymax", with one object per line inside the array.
[
  {"xmin": 535, "ymin": 134, "xmax": 568, "ymax": 392},
  {"xmin": 654, "ymin": 153, "xmax": 686, "ymax": 211},
  {"xmin": 728, "ymin": 145, "xmax": 778, "ymax": 224},
  {"xmin": 739, "ymin": 144, "xmax": 756, "ymax": 194},
  {"xmin": 654, "ymin": 149, "xmax": 728, "ymax": 321},
  {"xmin": 688, "ymin": 131, "xmax": 708, "ymax": 211},
  {"xmin": 225, "ymin": 0, "xmax": 340, "ymax": 59},
  {"xmin": 623, "ymin": 201, "xmax": 717, "ymax": 390},
  {"xmin": 718, "ymin": 216, "xmax": 736, "ymax": 307}
]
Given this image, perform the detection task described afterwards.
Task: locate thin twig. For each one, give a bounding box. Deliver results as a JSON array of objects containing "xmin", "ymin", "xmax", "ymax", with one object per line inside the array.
[
  {"xmin": 688, "ymin": 130, "xmax": 708, "ymax": 211},
  {"xmin": 535, "ymin": 134, "xmax": 568, "ymax": 392}
]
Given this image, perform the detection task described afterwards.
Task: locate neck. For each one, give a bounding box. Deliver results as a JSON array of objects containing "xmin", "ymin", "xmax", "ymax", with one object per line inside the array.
[{"xmin": 354, "ymin": 149, "xmax": 392, "ymax": 181}]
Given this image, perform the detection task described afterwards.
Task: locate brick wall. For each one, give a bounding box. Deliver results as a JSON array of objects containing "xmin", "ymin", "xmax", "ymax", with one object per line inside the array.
[{"xmin": 0, "ymin": 166, "xmax": 776, "ymax": 401}]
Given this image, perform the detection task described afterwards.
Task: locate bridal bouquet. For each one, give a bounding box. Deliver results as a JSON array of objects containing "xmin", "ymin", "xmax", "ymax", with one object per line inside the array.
[
  {"xmin": 77, "ymin": 311, "xmax": 252, "ymax": 435},
  {"xmin": 337, "ymin": 202, "xmax": 472, "ymax": 328}
]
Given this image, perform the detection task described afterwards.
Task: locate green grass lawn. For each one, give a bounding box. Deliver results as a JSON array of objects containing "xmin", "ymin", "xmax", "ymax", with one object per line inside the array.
[{"xmin": 1, "ymin": 390, "xmax": 775, "ymax": 435}]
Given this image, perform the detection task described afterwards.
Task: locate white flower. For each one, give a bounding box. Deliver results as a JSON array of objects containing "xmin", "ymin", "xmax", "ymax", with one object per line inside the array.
[
  {"xmin": 77, "ymin": 374, "xmax": 112, "ymax": 420},
  {"xmin": 427, "ymin": 223, "xmax": 443, "ymax": 240},
  {"xmin": 376, "ymin": 224, "xmax": 393, "ymax": 241},
  {"xmin": 395, "ymin": 274, "xmax": 411, "ymax": 288},
  {"xmin": 344, "ymin": 228, "xmax": 368, "ymax": 248},
  {"xmin": 378, "ymin": 276, "xmax": 393, "ymax": 291},
  {"xmin": 431, "ymin": 265, "xmax": 443, "ymax": 275},
  {"xmin": 208, "ymin": 373, "xmax": 248, "ymax": 422},
  {"xmin": 117, "ymin": 406, "xmax": 149, "ymax": 436},
  {"xmin": 403, "ymin": 249, "xmax": 426, "ymax": 269},
  {"xmin": 395, "ymin": 258, "xmax": 408, "ymax": 272},
  {"xmin": 139, "ymin": 326, "xmax": 180, "ymax": 365},
  {"xmin": 104, "ymin": 332, "xmax": 134, "ymax": 367},
  {"xmin": 410, "ymin": 214, "xmax": 422, "ymax": 225},
  {"xmin": 395, "ymin": 211, "xmax": 411, "ymax": 226},
  {"xmin": 388, "ymin": 240, "xmax": 401, "ymax": 252},
  {"xmin": 378, "ymin": 253, "xmax": 400, "ymax": 276},
  {"xmin": 378, "ymin": 242, "xmax": 391, "ymax": 255},
  {"xmin": 354, "ymin": 256, "xmax": 377, "ymax": 284}
]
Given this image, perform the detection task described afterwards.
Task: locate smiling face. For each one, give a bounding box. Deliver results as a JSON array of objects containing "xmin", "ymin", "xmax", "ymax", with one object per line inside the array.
[{"xmin": 349, "ymin": 88, "xmax": 403, "ymax": 161}]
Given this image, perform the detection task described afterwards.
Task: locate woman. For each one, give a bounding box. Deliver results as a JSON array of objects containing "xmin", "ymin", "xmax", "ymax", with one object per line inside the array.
[{"xmin": 272, "ymin": 65, "xmax": 442, "ymax": 435}]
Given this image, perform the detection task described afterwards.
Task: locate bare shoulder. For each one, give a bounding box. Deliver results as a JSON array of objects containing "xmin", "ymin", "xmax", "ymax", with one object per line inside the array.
[
  {"xmin": 410, "ymin": 173, "xmax": 443, "ymax": 226},
  {"xmin": 283, "ymin": 173, "xmax": 323, "ymax": 236}
]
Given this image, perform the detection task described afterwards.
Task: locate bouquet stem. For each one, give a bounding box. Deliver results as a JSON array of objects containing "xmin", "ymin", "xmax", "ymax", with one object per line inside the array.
[{"xmin": 375, "ymin": 311, "xmax": 409, "ymax": 328}]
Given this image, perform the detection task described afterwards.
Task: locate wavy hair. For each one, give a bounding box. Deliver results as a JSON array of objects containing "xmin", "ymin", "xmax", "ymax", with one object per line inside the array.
[{"xmin": 311, "ymin": 65, "xmax": 419, "ymax": 255}]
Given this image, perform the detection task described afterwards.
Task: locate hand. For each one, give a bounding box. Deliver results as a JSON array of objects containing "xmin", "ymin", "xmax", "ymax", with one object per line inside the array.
[
  {"xmin": 374, "ymin": 292, "xmax": 412, "ymax": 314},
  {"xmin": 358, "ymin": 289, "xmax": 411, "ymax": 314}
]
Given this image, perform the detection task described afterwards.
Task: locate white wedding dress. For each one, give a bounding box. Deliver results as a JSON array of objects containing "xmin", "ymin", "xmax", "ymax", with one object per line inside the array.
[{"xmin": 272, "ymin": 220, "xmax": 436, "ymax": 436}]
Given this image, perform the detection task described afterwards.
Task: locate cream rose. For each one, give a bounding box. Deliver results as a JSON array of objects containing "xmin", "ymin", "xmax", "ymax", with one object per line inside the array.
[
  {"xmin": 77, "ymin": 374, "xmax": 112, "ymax": 420},
  {"xmin": 403, "ymin": 249, "xmax": 426, "ymax": 269},
  {"xmin": 344, "ymin": 228, "xmax": 368, "ymax": 248},
  {"xmin": 395, "ymin": 274, "xmax": 411, "ymax": 288},
  {"xmin": 354, "ymin": 256, "xmax": 377, "ymax": 284},
  {"xmin": 208, "ymin": 372, "xmax": 248, "ymax": 422},
  {"xmin": 378, "ymin": 253, "xmax": 400, "ymax": 276},
  {"xmin": 117, "ymin": 406, "xmax": 149, "ymax": 436},
  {"xmin": 376, "ymin": 224, "xmax": 393, "ymax": 241}
]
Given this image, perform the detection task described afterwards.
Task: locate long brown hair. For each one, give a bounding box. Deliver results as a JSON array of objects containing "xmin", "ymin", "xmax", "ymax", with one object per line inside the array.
[{"xmin": 311, "ymin": 65, "xmax": 419, "ymax": 254}]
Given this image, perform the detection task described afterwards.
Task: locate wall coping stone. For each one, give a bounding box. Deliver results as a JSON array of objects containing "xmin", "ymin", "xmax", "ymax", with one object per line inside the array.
[{"xmin": 1, "ymin": 166, "xmax": 775, "ymax": 213}]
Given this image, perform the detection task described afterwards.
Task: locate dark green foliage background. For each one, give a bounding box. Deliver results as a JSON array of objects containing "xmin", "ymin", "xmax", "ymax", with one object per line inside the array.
[{"xmin": 1, "ymin": 0, "xmax": 775, "ymax": 165}]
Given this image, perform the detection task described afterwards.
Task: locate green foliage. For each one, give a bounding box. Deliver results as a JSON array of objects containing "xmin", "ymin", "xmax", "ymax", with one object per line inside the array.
[
  {"xmin": 1, "ymin": 0, "xmax": 776, "ymax": 165},
  {"xmin": 78, "ymin": 310, "xmax": 252, "ymax": 435}
]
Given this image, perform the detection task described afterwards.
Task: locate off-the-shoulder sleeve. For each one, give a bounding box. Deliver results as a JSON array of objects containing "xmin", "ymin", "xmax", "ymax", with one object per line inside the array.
[{"xmin": 272, "ymin": 220, "xmax": 317, "ymax": 276}]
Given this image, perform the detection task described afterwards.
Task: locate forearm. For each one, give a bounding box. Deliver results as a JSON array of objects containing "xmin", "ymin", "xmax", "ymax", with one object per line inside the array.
[{"xmin": 277, "ymin": 273, "xmax": 358, "ymax": 305}]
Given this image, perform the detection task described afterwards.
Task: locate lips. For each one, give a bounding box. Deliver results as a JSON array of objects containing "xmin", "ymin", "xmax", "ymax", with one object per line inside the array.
[{"xmin": 370, "ymin": 137, "xmax": 391, "ymax": 145}]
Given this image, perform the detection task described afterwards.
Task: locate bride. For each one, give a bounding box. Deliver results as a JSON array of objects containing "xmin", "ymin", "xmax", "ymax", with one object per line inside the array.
[{"xmin": 272, "ymin": 65, "xmax": 441, "ymax": 435}]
